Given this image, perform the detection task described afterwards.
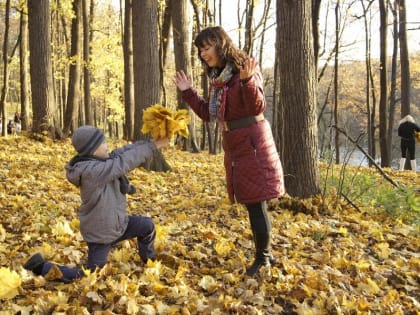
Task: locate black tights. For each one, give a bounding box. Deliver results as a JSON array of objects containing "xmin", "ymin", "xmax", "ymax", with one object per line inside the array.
[{"xmin": 245, "ymin": 201, "xmax": 272, "ymax": 234}]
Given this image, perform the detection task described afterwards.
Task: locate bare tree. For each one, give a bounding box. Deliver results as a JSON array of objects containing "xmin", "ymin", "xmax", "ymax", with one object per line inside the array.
[
  {"xmin": 387, "ymin": 0, "xmax": 398, "ymax": 157},
  {"xmin": 378, "ymin": 0, "xmax": 389, "ymax": 166},
  {"xmin": 333, "ymin": 0, "xmax": 340, "ymax": 164},
  {"xmin": 360, "ymin": 0, "xmax": 377, "ymax": 165},
  {"xmin": 244, "ymin": 0, "xmax": 255, "ymax": 55}
]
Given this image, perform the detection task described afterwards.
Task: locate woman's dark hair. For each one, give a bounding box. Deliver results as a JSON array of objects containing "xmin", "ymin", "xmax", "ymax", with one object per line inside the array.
[{"xmin": 194, "ymin": 26, "xmax": 248, "ymax": 75}]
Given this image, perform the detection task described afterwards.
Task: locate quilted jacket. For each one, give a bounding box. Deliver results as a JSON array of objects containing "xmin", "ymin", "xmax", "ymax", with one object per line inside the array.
[
  {"xmin": 65, "ymin": 141, "xmax": 157, "ymax": 244},
  {"xmin": 182, "ymin": 70, "xmax": 285, "ymax": 204}
]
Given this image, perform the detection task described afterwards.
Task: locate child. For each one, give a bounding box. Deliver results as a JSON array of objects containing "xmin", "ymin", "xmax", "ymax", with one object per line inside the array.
[{"xmin": 23, "ymin": 125, "xmax": 169, "ymax": 282}]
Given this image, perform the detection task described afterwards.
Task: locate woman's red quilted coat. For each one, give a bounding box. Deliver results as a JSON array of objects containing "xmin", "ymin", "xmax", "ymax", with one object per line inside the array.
[{"xmin": 182, "ymin": 70, "xmax": 285, "ymax": 204}]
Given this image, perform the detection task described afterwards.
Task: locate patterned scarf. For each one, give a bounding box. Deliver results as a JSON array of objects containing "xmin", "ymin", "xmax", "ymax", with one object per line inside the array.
[{"xmin": 209, "ymin": 63, "xmax": 234, "ymax": 121}]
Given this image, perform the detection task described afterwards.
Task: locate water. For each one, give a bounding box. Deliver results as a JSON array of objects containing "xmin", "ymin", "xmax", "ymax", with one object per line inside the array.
[{"xmin": 338, "ymin": 147, "xmax": 420, "ymax": 171}]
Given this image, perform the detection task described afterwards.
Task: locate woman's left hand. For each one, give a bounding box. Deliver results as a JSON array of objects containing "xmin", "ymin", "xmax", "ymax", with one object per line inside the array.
[{"xmin": 240, "ymin": 57, "xmax": 258, "ymax": 81}]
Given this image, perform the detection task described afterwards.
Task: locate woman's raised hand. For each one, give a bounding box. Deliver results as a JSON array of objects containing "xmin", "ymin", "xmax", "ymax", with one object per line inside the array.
[
  {"xmin": 240, "ymin": 57, "xmax": 258, "ymax": 81},
  {"xmin": 174, "ymin": 70, "xmax": 193, "ymax": 91}
]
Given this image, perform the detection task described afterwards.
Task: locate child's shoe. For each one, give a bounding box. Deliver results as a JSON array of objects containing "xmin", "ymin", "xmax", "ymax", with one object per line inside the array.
[{"xmin": 23, "ymin": 253, "xmax": 45, "ymax": 275}]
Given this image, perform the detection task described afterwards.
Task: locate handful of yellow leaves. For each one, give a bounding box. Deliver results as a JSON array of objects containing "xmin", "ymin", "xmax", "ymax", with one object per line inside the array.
[
  {"xmin": 141, "ymin": 104, "xmax": 190, "ymax": 139},
  {"xmin": 415, "ymin": 131, "xmax": 420, "ymax": 143}
]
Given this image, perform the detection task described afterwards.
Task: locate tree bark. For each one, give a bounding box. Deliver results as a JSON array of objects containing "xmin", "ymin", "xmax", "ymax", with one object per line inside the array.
[
  {"xmin": 1, "ymin": 0, "xmax": 11, "ymax": 137},
  {"xmin": 83, "ymin": 0, "xmax": 93, "ymax": 126},
  {"xmin": 378, "ymin": 0, "xmax": 389, "ymax": 167},
  {"xmin": 333, "ymin": 0, "xmax": 340, "ymax": 164},
  {"xmin": 277, "ymin": 0, "xmax": 320, "ymax": 198},
  {"xmin": 123, "ymin": 0, "xmax": 134, "ymax": 140},
  {"xmin": 28, "ymin": 0, "xmax": 62, "ymax": 138},
  {"xmin": 63, "ymin": 0, "xmax": 82, "ymax": 135},
  {"xmin": 387, "ymin": 1, "xmax": 398, "ymax": 158},
  {"xmin": 20, "ymin": 1, "xmax": 30, "ymax": 131},
  {"xmin": 397, "ymin": 0, "xmax": 410, "ymax": 117},
  {"xmin": 132, "ymin": 0, "xmax": 170, "ymax": 171},
  {"xmin": 172, "ymin": 0, "xmax": 199, "ymax": 152}
]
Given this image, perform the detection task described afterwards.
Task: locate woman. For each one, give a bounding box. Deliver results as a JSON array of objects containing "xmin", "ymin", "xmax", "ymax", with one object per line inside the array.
[
  {"xmin": 398, "ymin": 114, "xmax": 420, "ymax": 171},
  {"xmin": 174, "ymin": 26, "xmax": 285, "ymax": 276}
]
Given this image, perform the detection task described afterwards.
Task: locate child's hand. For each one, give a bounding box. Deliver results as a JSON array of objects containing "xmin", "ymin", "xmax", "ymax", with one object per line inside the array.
[
  {"xmin": 174, "ymin": 70, "xmax": 193, "ymax": 91},
  {"xmin": 153, "ymin": 137, "xmax": 170, "ymax": 149}
]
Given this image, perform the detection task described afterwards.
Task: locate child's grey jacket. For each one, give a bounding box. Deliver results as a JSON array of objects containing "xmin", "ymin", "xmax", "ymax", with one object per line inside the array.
[{"xmin": 65, "ymin": 141, "xmax": 157, "ymax": 244}]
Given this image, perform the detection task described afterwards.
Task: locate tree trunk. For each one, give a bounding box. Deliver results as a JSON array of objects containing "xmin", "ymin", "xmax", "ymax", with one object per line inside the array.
[
  {"xmin": 1, "ymin": 0, "xmax": 11, "ymax": 137},
  {"xmin": 20, "ymin": 1, "xmax": 30, "ymax": 131},
  {"xmin": 361, "ymin": 0, "xmax": 374, "ymax": 165},
  {"xmin": 398, "ymin": 0, "xmax": 410, "ymax": 117},
  {"xmin": 277, "ymin": 0, "xmax": 320, "ymax": 198},
  {"xmin": 387, "ymin": 1, "xmax": 398, "ymax": 158},
  {"xmin": 312, "ymin": 0, "xmax": 321, "ymax": 67},
  {"xmin": 132, "ymin": 0, "xmax": 170, "ymax": 171},
  {"xmin": 378, "ymin": 0, "xmax": 389, "ymax": 167},
  {"xmin": 244, "ymin": 0, "xmax": 255, "ymax": 55},
  {"xmin": 28, "ymin": 0, "xmax": 62, "ymax": 138},
  {"xmin": 83, "ymin": 0, "xmax": 93, "ymax": 126},
  {"xmin": 333, "ymin": 0, "xmax": 340, "ymax": 164},
  {"xmin": 63, "ymin": 0, "xmax": 82, "ymax": 135},
  {"xmin": 172, "ymin": 0, "xmax": 199, "ymax": 152},
  {"xmin": 123, "ymin": 0, "xmax": 134, "ymax": 140},
  {"xmin": 161, "ymin": 0, "xmax": 172, "ymax": 69}
]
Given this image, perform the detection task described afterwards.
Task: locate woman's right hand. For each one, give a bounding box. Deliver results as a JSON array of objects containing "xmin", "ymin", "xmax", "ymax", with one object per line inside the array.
[
  {"xmin": 174, "ymin": 70, "xmax": 193, "ymax": 91},
  {"xmin": 153, "ymin": 137, "xmax": 170, "ymax": 150}
]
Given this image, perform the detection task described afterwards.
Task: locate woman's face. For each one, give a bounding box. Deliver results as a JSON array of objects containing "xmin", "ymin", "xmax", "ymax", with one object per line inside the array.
[{"xmin": 199, "ymin": 43, "xmax": 222, "ymax": 68}]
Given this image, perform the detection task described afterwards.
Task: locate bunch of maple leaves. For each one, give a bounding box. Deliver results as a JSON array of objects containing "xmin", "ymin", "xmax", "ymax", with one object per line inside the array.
[
  {"xmin": 141, "ymin": 104, "xmax": 190, "ymax": 140},
  {"xmin": 0, "ymin": 135, "xmax": 419, "ymax": 314}
]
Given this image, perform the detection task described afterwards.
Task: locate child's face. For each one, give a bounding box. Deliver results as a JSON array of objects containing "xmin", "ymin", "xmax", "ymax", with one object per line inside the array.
[{"xmin": 93, "ymin": 141, "xmax": 109, "ymax": 159}]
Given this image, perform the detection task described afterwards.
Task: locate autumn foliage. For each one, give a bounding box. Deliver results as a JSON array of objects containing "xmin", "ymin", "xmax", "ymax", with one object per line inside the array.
[
  {"xmin": 141, "ymin": 104, "xmax": 190, "ymax": 139},
  {"xmin": 0, "ymin": 135, "xmax": 419, "ymax": 314}
]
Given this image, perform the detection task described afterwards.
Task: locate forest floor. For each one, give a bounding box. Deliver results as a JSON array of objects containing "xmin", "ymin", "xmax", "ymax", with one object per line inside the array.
[{"xmin": 0, "ymin": 135, "xmax": 419, "ymax": 314}]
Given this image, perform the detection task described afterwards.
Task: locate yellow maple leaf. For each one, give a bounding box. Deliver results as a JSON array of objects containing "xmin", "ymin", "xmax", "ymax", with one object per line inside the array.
[
  {"xmin": 141, "ymin": 104, "xmax": 190, "ymax": 139},
  {"xmin": 0, "ymin": 224, "xmax": 6, "ymax": 242},
  {"xmin": 198, "ymin": 275, "xmax": 219, "ymax": 293},
  {"xmin": 0, "ymin": 267, "xmax": 22, "ymax": 300},
  {"xmin": 357, "ymin": 277, "xmax": 380, "ymax": 295},
  {"xmin": 373, "ymin": 242, "xmax": 392, "ymax": 260},
  {"xmin": 214, "ymin": 237, "xmax": 235, "ymax": 256}
]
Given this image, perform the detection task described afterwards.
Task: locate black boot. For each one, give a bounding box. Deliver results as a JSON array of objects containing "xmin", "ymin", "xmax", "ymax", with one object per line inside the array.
[
  {"xmin": 251, "ymin": 231, "xmax": 275, "ymax": 265},
  {"xmin": 246, "ymin": 233, "xmax": 271, "ymax": 276}
]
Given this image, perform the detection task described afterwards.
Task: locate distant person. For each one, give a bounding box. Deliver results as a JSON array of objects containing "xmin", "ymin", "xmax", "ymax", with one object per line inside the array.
[
  {"xmin": 14, "ymin": 111, "xmax": 20, "ymax": 124},
  {"xmin": 14, "ymin": 112, "xmax": 21, "ymax": 134},
  {"xmin": 398, "ymin": 115, "xmax": 420, "ymax": 171},
  {"xmin": 15, "ymin": 121, "xmax": 21, "ymax": 134},
  {"xmin": 7, "ymin": 120, "xmax": 16, "ymax": 136},
  {"xmin": 23, "ymin": 125, "xmax": 170, "ymax": 282},
  {"xmin": 174, "ymin": 26, "xmax": 285, "ymax": 276}
]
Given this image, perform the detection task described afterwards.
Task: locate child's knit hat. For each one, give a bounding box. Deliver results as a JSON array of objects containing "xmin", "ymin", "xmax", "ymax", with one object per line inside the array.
[{"xmin": 72, "ymin": 125, "xmax": 105, "ymax": 156}]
